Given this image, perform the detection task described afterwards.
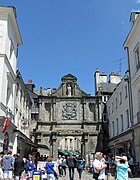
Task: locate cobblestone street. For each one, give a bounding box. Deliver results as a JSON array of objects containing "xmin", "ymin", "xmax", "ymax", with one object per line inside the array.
[{"xmin": 58, "ymin": 169, "xmax": 140, "ymax": 180}]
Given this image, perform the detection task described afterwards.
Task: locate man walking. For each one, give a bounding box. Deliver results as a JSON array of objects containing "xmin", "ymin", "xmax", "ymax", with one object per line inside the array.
[
  {"xmin": 2, "ymin": 150, "xmax": 14, "ymax": 180},
  {"xmin": 93, "ymin": 152, "xmax": 107, "ymax": 180},
  {"xmin": 66, "ymin": 153, "xmax": 76, "ymax": 180}
]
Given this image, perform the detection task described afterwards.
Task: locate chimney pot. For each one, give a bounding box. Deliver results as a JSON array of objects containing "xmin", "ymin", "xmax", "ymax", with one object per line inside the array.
[{"xmin": 28, "ymin": 79, "xmax": 32, "ymax": 84}]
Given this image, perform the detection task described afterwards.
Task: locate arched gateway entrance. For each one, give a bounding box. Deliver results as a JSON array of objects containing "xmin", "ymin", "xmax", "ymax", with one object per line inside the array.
[
  {"xmin": 33, "ymin": 74, "xmax": 102, "ymax": 163},
  {"xmin": 58, "ymin": 136, "xmax": 81, "ymax": 156}
]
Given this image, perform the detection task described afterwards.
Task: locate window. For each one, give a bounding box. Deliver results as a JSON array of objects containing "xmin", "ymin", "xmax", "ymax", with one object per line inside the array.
[
  {"xmin": 112, "ymin": 102, "xmax": 114, "ymax": 113},
  {"xmin": 119, "ymin": 92, "xmax": 122, "ymax": 105},
  {"xmin": 112, "ymin": 121, "xmax": 115, "ymax": 136},
  {"xmin": 126, "ymin": 109, "xmax": 130, "ymax": 129},
  {"xmin": 124, "ymin": 85, "xmax": 128, "ymax": 99},
  {"xmin": 108, "ymin": 106, "xmax": 110, "ymax": 117},
  {"xmin": 120, "ymin": 114, "xmax": 124, "ymax": 132},
  {"xmin": 134, "ymin": 45, "xmax": 140, "ymax": 70},
  {"xmin": 116, "ymin": 118, "xmax": 119, "ymax": 134},
  {"xmin": 115, "ymin": 97, "xmax": 118, "ymax": 109}
]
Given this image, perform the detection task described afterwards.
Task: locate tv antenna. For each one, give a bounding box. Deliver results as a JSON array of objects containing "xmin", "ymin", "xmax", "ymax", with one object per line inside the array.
[{"xmin": 115, "ymin": 57, "xmax": 125, "ymax": 74}]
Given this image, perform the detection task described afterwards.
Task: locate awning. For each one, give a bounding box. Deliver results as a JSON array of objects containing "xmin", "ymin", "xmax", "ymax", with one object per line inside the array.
[{"xmin": 58, "ymin": 149, "xmax": 79, "ymax": 155}]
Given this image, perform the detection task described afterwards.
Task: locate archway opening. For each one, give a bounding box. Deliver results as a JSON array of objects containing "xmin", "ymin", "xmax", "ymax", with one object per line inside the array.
[{"xmin": 58, "ymin": 136, "xmax": 81, "ymax": 156}]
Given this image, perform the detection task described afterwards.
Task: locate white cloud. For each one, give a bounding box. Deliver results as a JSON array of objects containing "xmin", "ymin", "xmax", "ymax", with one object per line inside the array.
[
  {"xmin": 131, "ymin": 9, "xmax": 140, "ymax": 12},
  {"xmin": 136, "ymin": 0, "xmax": 140, "ymax": 4}
]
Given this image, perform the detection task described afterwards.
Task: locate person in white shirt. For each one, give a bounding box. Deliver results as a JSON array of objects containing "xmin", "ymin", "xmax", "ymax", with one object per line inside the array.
[{"xmin": 93, "ymin": 152, "xmax": 107, "ymax": 180}]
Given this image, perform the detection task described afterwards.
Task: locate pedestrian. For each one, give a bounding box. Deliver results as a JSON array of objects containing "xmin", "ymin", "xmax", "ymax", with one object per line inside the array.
[
  {"xmin": 76, "ymin": 155, "xmax": 85, "ymax": 180},
  {"xmin": 61, "ymin": 156, "xmax": 67, "ymax": 177},
  {"xmin": 57, "ymin": 155, "xmax": 63, "ymax": 176},
  {"xmin": 2, "ymin": 150, "xmax": 14, "ymax": 180},
  {"xmin": 45, "ymin": 157, "xmax": 59, "ymax": 180},
  {"xmin": 0, "ymin": 151, "xmax": 4, "ymax": 179},
  {"xmin": 115, "ymin": 155, "xmax": 131, "ymax": 180},
  {"xmin": 66, "ymin": 153, "xmax": 76, "ymax": 180},
  {"xmin": 14, "ymin": 153, "xmax": 24, "ymax": 180},
  {"xmin": 26, "ymin": 154, "xmax": 36, "ymax": 178},
  {"xmin": 128, "ymin": 155, "xmax": 134, "ymax": 177},
  {"xmin": 92, "ymin": 152, "xmax": 107, "ymax": 180}
]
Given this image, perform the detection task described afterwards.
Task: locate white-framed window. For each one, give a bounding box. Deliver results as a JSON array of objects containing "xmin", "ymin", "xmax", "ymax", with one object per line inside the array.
[
  {"xmin": 120, "ymin": 114, "xmax": 124, "ymax": 132},
  {"xmin": 119, "ymin": 92, "xmax": 122, "ymax": 105},
  {"xmin": 134, "ymin": 44, "xmax": 140, "ymax": 70},
  {"xmin": 126, "ymin": 109, "xmax": 129, "ymax": 129},
  {"xmin": 116, "ymin": 118, "xmax": 119, "ymax": 134},
  {"xmin": 124, "ymin": 85, "xmax": 128, "ymax": 99},
  {"xmin": 112, "ymin": 121, "xmax": 115, "ymax": 136},
  {"xmin": 108, "ymin": 106, "xmax": 110, "ymax": 117},
  {"xmin": 112, "ymin": 102, "xmax": 114, "ymax": 113},
  {"xmin": 115, "ymin": 97, "xmax": 117, "ymax": 109}
]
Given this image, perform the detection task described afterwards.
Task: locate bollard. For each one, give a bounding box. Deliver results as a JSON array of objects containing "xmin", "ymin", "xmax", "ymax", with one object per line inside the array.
[{"xmin": 107, "ymin": 173, "xmax": 112, "ymax": 180}]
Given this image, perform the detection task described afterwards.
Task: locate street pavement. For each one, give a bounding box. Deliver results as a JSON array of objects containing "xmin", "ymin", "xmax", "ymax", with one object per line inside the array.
[{"xmin": 58, "ymin": 169, "xmax": 140, "ymax": 180}]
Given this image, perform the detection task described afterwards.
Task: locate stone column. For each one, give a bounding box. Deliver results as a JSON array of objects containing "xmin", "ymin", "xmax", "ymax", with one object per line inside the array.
[
  {"xmin": 50, "ymin": 131, "xmax": 57, "ymax": 160},
  {"xmin": 39, "ymin": 102, "xmax": 42, "ymax": 120},
  {"xmin": 52, "ymin": 99, "xmax": 56, "ymax": 121},
  {"xmin": 82, "ymin": 99, "xmax": 86, "ymax": 121}
]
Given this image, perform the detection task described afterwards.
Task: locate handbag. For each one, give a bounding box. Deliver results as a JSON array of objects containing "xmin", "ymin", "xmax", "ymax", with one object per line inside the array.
[
  {"xmin": 92, "ymin": 168, "xmax": 100, "ymax": 179},
  {"xmin": 93, "ymin": 172, "xmax": 99, "ymax": 179}
]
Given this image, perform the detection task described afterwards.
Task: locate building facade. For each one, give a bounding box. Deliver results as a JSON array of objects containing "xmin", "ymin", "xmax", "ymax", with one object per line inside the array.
[
  {"xmin": 124, "ymin": 12, "xmax": 140, "ymax": 163},
  {"xmin": 30, "ymin": 74, "xmax": 102, "ymax": 163},
  {"xmin": 106, "ymin": 72, "xmax": 132, "ymax": 156},
  {"xmin": 94, "ymin": 68, "xmax": 122, "ymax": 153},
  {"xmin": 0, "ymin": 6, "xmax": 35, "ymax": 157},
  {"xmin": 0, "ymin": 6, "xmax": 22, "ymax": 152}
]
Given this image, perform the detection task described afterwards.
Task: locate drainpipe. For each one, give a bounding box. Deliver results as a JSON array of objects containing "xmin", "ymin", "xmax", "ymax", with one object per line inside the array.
[{"xmin": 125, "ymin": 47, "xmax": 135, "ymax": 159}]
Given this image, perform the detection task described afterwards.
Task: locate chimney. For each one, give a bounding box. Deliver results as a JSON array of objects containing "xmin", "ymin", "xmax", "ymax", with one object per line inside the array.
[
  {"xmin": 130, "ymin": 12, "xmax": 140, "ymax": 26},
  {"xmin": 109, "ymin": 72, "xmax": 122, "ymax": 84},
  {"xmin": 26, "ymin": 79, "xmax": 35, "ymax": 92},
  {"xmin": 28, "ymin": 79, "xmax": 32, "ymax": 84},
  {"xmin": 40, "ymin": 86, "xmax": 42, "ymax": 95}
]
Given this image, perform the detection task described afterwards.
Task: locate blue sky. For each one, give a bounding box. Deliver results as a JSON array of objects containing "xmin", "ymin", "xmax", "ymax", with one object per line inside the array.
[{"xmin": 1, "ymin": 0, "xmax": 140, "ymax": 95}]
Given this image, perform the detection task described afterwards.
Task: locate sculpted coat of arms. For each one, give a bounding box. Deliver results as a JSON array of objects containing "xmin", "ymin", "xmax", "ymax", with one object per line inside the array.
[{"xmin": 62, "ymin": 103, "xmax": 77, "ymax": 120}]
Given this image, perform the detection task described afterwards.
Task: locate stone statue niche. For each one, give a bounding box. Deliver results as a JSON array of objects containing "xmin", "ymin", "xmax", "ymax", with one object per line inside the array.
[{"xmin": 66, "ymin": 83, "xmax": 72, "ymax": 96}]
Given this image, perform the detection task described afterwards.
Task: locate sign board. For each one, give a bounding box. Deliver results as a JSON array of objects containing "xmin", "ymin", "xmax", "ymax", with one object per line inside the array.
[
  {"xmin": 37, "ymin": 161, "xmax": 46, "ymax": 171},
  {"xmin": 33, "ymin": 170, "xmax": 42, "ymax": 180}
]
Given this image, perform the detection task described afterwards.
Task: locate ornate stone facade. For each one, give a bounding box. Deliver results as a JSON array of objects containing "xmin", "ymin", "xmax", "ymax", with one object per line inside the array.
[{"xmin": 32, "ymin": 74, "xmax": 102, "ymax": 161}]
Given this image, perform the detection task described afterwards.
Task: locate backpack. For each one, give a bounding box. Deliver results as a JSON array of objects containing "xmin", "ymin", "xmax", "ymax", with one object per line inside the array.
[{"xmin": 76, "ymin": 160, "xmax": 84, "ymax": 169}]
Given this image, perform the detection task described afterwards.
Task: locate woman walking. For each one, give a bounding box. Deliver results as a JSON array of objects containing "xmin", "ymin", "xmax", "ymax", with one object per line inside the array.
[
  {"xmin": 115, "ymin": 155, "xmax": 131, "ymax": 180},
  {"xmin": 76, "ymin": 155, "xmax": 85, "ymax": 180}
]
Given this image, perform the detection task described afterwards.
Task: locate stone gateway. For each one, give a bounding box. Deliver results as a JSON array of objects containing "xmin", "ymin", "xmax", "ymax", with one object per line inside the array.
[{"xmin": 31, "ymin": 74, "xmax": 102, "ymax": 162}]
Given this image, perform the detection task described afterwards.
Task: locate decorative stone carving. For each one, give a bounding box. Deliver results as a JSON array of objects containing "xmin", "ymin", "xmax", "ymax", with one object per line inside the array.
[
  {"xmin": 21, "ymin": 119, "xmax": 28, "ymax": 128},
  {"xmin": 62, "ymin": 103, "xmax": 77, "ymax": 120},
  {"xmin": 57, "ymin": 129, "xmax": 82, "ymax": 134},
  {"xmin": 67, "ymin": 84, "xmax": 72, "ymax": 96}
]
